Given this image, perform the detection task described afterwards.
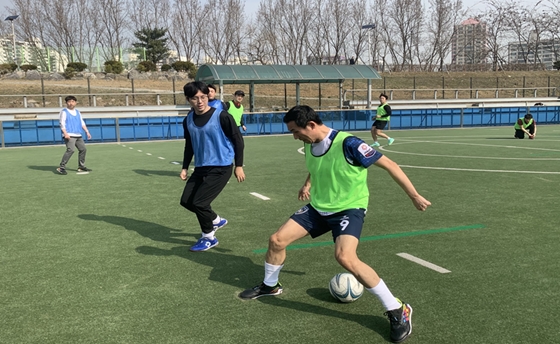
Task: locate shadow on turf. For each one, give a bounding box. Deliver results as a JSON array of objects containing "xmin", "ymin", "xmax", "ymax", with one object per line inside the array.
[
  {"xmin": 133, "ymin": 169, "xmax": 179, "ymax": 177},
  {"xmin": 258, "ymin": 293, "xmax": 389, "ymax": 340},
  {"xmin": 28, "ymin": 165, "xmax": 65, "ymax": 174},
  {"xmin": 79, "ymin": 214, "xmax": 197, "ymax": 245},
  {"xmin": 136, "ymin": 245, "xmax": 305, "ymax": 289}
]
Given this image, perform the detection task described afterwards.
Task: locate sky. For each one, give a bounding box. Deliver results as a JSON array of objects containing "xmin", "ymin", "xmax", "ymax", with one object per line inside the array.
[{"xmin": 0, "ymin": 0, "xmax": 13, "ymax": 16}]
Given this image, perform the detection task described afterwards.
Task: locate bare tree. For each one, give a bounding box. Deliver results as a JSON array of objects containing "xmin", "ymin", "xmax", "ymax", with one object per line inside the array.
[
  {"xmin": 478, "ymin": 3, "xmax": 509, "ymax": 71},
  {"xmin": 316, "ymin": 0, "xmax": 353, "ymax": 64},
  {"xmin": 8, "ymin": 0, "xmax": 49, "ymax": 68},
  {"xmin": 347, "ymin": 0, "xmax": 375, "ymax": 66},
  {"xmin": 378, "ymin": 0, "xmax": 423, "ymax": 71},
  {"xmin": 202, "ymin": 0, "xmax": 246, "ymax": 64},
  {"xmin": 93, "ymin": 0, "xmax": 130, "ymax": 62},
  {"xmin": 270, "ymin": 0, "xmax": 315, "ymax": 64},
  {"xmin": 523, "ymin": 1, "xmax": 553, "ymax": 69},
  {"xmin": 168, "ymin": 0, "xmax": 205, "ymax": 64},
  {"xmin": 248, "ymin": 1, "xmax": 285, "ymax": 64},
  {"xmin": 424, "ymin": 0, "xmax": 464, "ymax": 71},
  {"xmin": 129, "ymin": 0, "xmax": 172, "ymax": 33},
  {"xmin": 543, "ymin": 0, "xmax": 560, "ymax": 64}
]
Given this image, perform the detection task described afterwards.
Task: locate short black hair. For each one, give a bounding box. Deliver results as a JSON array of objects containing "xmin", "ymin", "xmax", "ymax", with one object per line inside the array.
[
  {"xmin": 183, "ymin": 81, "xmax": 209, "ymax": 98},
  {"xmin": 379, "ymin": 93, "xmax": 388, "ymax": 99},
  {"xmin": 65, "ymin": 95, "xmax": 77, "ymax": 102},
  {"xmin": 234, "ymin": 90, "xmax": 245, "ymax": 97},
  {"xmin": 283, "ymin": 105, "xmax": 323, "ymax": 127},
  {"xmin": 207, "ymin": 84, "xmax": 217, "ymax": 91},
  {"xmin": 524, "ymin": 113, "xmax": 533, "ymax": 120}
]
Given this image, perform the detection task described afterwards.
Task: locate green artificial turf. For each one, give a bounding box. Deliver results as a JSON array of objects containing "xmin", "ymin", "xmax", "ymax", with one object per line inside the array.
[{"xmin": 1, "ymin": 125, "xmax": 559, "ymax": 343}]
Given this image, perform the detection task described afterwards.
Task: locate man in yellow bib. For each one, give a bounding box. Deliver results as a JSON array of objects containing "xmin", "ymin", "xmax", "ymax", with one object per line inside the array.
[
  {"xmin": 240, "ymin": 105, "xmax": 431, "ymax": 343},
  {"xmin": 371, "ymin": 93, "xmax": 394, "ymax": 147},
  {"xmin": 514, "ymin": 113, "xmax": 536, "ymax": 139},
  {"xmin": 226, "ymin": 90, "xmax": 246, "ymax": 132}
]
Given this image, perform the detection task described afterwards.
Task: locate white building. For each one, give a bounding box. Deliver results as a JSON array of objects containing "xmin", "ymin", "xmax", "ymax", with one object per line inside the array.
[
  {"xmin": 451, "ymin": 18, "xmax": 488, "ymax": 65},
  {"xmin": 508, "ymin": 32, "xmax": 560, "ymax": 70}
]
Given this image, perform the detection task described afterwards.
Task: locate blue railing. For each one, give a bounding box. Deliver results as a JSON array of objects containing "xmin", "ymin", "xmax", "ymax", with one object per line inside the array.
[{"xmin": 1, "ymin": 106, "xmax": 559, "ymax": 147}]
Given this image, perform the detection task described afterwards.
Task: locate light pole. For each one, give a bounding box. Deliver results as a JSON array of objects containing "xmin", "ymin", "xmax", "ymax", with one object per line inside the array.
[
  {"xmin": 361, "ymin": 24, "xmax": 376, "ymax": 66},
  {"xmin": 5, "ymin": 15, "xmax": 19, "ymax": 70}
]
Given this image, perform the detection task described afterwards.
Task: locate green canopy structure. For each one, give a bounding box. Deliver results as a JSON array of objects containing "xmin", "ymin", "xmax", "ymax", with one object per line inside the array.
[{"xmin": 195, "ymin": 64, "xmax": 381, "ymax": 112}]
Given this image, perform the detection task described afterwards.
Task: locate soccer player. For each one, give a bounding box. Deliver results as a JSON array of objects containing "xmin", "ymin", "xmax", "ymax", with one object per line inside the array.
[
  {"xmin": 180, "ymin": 81, "xmax": 245, "ymax": 252},
  {"xmin": 514, "ymin": 113, "xmax": 537, "ymax": 139},
  {"xmin": 371, "ymin": 93, "xmax": 394, "ymax": 147},
  {"xmin": 239, "ymin": 105, "xmax": 431, "ymax": 343},
  {"xmin": 226, "ymin": 90, "xmax": 246, "ymax": 132},
  {"xmin": 207, "ymin": 84, "xmax": 227, "ymax": 113},
  {"xmin": 56, "ymin": 95, "xmax": 92, "ymax": 175}
]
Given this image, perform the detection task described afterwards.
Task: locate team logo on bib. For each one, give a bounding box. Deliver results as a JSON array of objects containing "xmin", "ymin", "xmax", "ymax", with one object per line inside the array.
[{"xmin": 358, "ymin": 143, "xmax": 375, "ymax": 158}]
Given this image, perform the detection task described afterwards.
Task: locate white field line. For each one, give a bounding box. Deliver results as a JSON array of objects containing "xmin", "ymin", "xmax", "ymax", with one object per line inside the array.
[
  {"xmin": 397, "ymin": 253, "xmax": 451, "ymax": 274},
  {"xmin": 250, "ymin": 192, "xmax": 270, "ymax": 200},
  {"xmin": 158, "ymin": 157, "xmax": 165, "ymax": 160},
  {"xmin": 146, "ymin": 153, "xmax": 152, "ymax": 156},
  {"xmin": 138, "ymin": 150, "xmax": 142, "ymax": 152},
  {"xmin": 400, "ymin": 164, "xmax": 560, "ymax": 175}
]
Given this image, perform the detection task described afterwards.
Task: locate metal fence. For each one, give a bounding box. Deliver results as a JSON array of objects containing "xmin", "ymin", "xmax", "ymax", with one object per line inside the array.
[{"xmin": 1, "ymin": 101, "xmax": 559, "ymax": 148}]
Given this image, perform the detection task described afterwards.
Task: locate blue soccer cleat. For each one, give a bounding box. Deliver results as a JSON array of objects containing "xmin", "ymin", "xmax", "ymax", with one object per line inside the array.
[
  {"xmin": 213, "ymin": 218, "xmax": 228, "ymax": 231},
  {"xmin": 190, "ymin": 237, "xmax": 219, "ymax": 252}
]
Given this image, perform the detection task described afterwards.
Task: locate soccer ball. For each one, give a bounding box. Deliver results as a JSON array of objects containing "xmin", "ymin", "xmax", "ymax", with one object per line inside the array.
[{"xmin": 329, "ymin": 273, "xmax": 364, "ymax": 303}]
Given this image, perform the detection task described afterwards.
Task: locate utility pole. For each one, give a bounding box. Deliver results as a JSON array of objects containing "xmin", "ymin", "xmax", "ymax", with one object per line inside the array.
[
  {"xmin": 361, "ymin": 24, "xmax": 376, "ymax": 66},
  {"xmin": 5, "ymin": 15, "xmax": 20, "ymax": 70}
]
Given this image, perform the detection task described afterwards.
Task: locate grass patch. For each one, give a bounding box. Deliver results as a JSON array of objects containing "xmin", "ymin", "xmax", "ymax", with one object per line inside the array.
[{"xmin": 1, "ymin": 126, "xmax": 560, "ymax": 343}]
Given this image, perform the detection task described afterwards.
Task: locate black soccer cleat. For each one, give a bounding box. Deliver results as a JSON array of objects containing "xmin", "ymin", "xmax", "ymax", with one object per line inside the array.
[
  {"xmin": 77, "ymin": 166, "xmax": 92, "ymax": 172},
  {"xmin": 239, "ymin": 282, "xmax": 283, "ymax": 300},
  {"xmin": 56, "ymin": 167, "xmax": 67, "ymax": 175},
  {"xmin": 385, "ymin": 300, "xmax": 413, "ymax": 343}
]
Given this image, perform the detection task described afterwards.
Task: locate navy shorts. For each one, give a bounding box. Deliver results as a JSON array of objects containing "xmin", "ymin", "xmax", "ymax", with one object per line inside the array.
[
  {"xmin": 290, "ymin": 204, "xmax": 366, "ymax": 242},
  {"xmin": 372, "ymin": 120, "xmax": 388, "ymax": 130}
]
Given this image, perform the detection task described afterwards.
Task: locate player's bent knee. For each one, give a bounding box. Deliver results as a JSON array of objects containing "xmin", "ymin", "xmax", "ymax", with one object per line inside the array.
[
  {"xmin": 334, "ymin": 252, "xmax": 360, "ymax": 271},
  {"xmin": 268, "ymin": 233, "xmax": 288, "ymax": 251}
]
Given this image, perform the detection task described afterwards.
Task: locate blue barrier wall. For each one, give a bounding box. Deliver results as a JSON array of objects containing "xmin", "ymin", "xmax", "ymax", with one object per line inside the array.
[{"xmin": 2, "ymin": 106, "xmax": 559, "ymax": 147}]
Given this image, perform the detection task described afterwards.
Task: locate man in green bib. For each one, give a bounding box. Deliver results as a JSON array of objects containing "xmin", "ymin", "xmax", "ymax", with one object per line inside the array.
[
  {"xmin": 371, "ymin": 93, "xmax": 395, "ymax": 147},
  {"xmin": 239, "ymin": 105, "xmax": 431, "ymax": 343},
  {"xmin": 226, "ymin": 90, "xmax": 246, "ymax": 132},
  {"xmin": 514, "ymin": 113, "xmax": 536, "ymax": 139}
]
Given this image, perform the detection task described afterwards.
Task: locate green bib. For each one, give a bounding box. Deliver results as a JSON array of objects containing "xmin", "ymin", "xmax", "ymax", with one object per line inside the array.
[
  {"xmin": 228, "ymin": 101, "xmax": 244, "ymax": 126},
  {"xmin": 514, "ymin": 118, "xmax": 533, "ymax": 129},
  {"xmin": 305, "ymin": 131, "xmax": 369, "ymax": 213},
  {"xmin": 376, "ymin": 103, "xmax": 390, "ymax": 121}
]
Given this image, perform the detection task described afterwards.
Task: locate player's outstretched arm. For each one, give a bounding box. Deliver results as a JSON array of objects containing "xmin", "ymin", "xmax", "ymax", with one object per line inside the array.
[{"xmin": 374, "ymin": 156, "xmax": 431, "ymax": 211}]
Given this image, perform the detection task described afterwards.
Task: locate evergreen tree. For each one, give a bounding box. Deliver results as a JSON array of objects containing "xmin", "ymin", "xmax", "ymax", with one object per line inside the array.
[{"xmin": 133, "ymin": 28, "xmax": 170, "ymax": 65}]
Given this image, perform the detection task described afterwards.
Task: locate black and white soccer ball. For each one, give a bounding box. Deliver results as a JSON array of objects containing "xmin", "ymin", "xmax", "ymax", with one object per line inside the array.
[{"xmin": 329, "ymin": 273, "xmax": 364, "ymax": 303}]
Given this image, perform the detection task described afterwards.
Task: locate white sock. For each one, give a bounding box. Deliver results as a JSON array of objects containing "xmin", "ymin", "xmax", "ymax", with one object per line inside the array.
[
  {"xmin": 212, "ymin": 216, "xmax": 221, "ymax": 225},
  {"xmin": 366, "ymin": 279, "xmax": 401, "ymax": 311},
  {"xmin": 263, "ymin": 262, "xmax": 283, "ymax": 287},
  {"xmin": 201, "ymin": 230, "xmax": 216, "ymax": 240}
]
